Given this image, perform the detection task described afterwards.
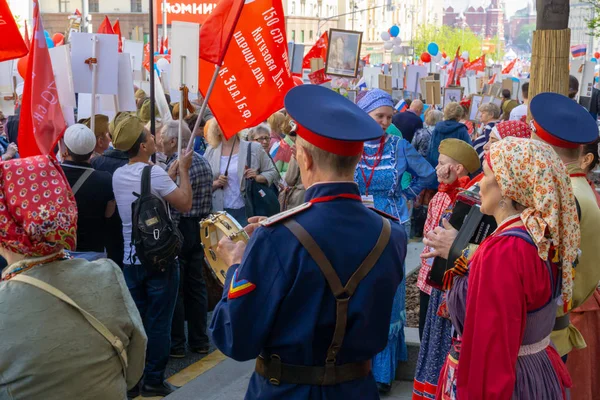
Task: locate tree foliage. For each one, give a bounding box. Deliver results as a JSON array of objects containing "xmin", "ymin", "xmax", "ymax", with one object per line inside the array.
[
  {"xmin": 412, "ymin": 25, "xmax": 485, "ymax": 59},
  {"xmin": 514, "ymin": 23, "xmax": 535, "ymax": 46},
  {"xmin": 586, "ymin": 0, "xmax": 600, "ymax": 37}
]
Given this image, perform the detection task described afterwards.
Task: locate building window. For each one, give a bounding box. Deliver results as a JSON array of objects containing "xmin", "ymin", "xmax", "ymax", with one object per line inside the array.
[
  {"xmin": 58, "ymin": 0, "xmax": 70, "ymax": 12},
  {"xmin": 292, "ymin": 30, "xmax": 296, "ymax": 41},
  {"xmin": 131, "ymin": 0, "xmax": 142, "ymax": 12},
  {"xmin": 300, "ymin": 0, "xmax": 305, "ymax": 15},
  {"xmin": 291, "ymin": 1, "xmax": 295, "ymax": 14},
  {"xmin": 89, "ymin": 0, "xmax": 99, "ymax": 12},
  {"xmin": 309, "ymin": 30, "xmax": 313, "ymax": 40},
  {"xmin": 301, "ymin": 30, "xmax": 304, "ymax": 42},
  {"xmin": 318, "ymin": 0, "xmax": 322, "ymax": 16}
]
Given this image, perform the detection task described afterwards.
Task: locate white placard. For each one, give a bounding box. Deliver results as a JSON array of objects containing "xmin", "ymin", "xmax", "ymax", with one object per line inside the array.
[
  {"xmin": 154, "ymin": 71, "xmax": 173, "ymax": 123},
  {"xmin": 170, "ymin": 21, "xmax": 200, "ymax": 93},
  {"xmin": 391, "ymin": 62, "xmax": 404, "ymax": 89},
  {"xmin": 362, "ymin": 66, "xmax": 379, "ymax": 89},
  {"xmin": 123, "ymin": 39, "xmax": 144, "ymax": 72},
  {"xmin": 406, "ymin": 65, "xmax": 428, "ymax": 94},
  {"xmin": 140, "ymin": 80, "xmax": 151, "ymax": 94},
  {"xmin": 0, "ymin": 61, "xmax": 14, "ymax": 93},
  {"xmin": 572, "ymin": 59, "xmax": 596, "ymax": 109},
  {"xmin": 62, "ymin": 106, "xmax": 75, "ymax": 125},
  {"xmin": 0, "ymin": 99, "xmax": 15, "ymax": 116},
  {"xmin": 49, "ymin": 45, "xmax": 76, "ymax": 108},
  {"xmin": 464, "ymin": 75, "xmax": 477, "ymax": 97},
  {"xmin": 117, "ymin": 53, "xmax": 137, "ymax": 112},
  {"xmin": 77, "ymin": 93, "xmax": 116, "ymax": 121},
  {"xmin": 71, "ymin": 33, "xmax": 119, "ymax": 95}
]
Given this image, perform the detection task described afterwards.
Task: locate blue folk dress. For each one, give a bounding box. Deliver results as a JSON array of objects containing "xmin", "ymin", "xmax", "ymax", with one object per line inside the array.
[{"xmin": 355, "ymin": 134, "xmax": 436, "ymax": 385}]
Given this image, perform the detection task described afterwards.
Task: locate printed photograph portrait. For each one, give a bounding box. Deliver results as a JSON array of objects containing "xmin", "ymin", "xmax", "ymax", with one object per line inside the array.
[
  {"xmin": 442, "ymin": 87, "xmax": 463, "ymax": 108},
  {"xmin": 469, "ymin": 94, "xmax": 483, "ymax": 121},
  {"xmin": 325, "ymin": 29, "xmax": 363, "ymax": 78}
]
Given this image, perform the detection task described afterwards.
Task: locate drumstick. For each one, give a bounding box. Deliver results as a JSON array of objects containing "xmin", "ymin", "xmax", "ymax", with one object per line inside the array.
[{"xmin": 223, "ymin": 136, "xmax": 238, "ymax": 177}]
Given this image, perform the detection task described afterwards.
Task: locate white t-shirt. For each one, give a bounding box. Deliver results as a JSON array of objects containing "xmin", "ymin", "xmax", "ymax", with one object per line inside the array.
[
  {"xmin": 113, "ymin": 163, "xmax": 178, "ymax": 265},
  {"xmin": 509, "ymin": 104, "xmax": 527, "ymax": 121},
  {"xmin": 220, "ymin": 154, "xmax": 245, "ymax": 209}
]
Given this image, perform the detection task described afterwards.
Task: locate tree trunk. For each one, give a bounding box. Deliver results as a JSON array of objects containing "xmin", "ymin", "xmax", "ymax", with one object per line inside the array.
[{"xmin": 528, "ymin": 0, "xmax": 571, "ymax": 111}]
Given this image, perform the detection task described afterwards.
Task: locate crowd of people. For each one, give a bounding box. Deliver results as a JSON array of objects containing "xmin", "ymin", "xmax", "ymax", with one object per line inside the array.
[{"xmin": 0, "ymin": 72, "xmax": 599, "ymax": 400}]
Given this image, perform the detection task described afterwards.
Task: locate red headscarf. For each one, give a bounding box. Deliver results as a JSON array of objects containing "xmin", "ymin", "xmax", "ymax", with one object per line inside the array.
[
  {"xmin": 491, "ymin": 120, "xmax": 531, "ymax": 140},
  {"xmin": 0, "ymin": 156, "xmax": 77, "ymax": 257}
]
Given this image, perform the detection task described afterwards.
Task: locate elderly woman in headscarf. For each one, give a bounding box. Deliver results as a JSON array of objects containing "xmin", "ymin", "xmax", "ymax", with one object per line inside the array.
[
  {"xmin": 437, "ymin": 138, "xmax": 577, "ymax": 399},
  {"xmin": 0, "ymin": 156, "xmax": 147, "ymax": 399},
  {"xmin": 355, "ymin": 88, "xmax": 436, "ymax": 393}
]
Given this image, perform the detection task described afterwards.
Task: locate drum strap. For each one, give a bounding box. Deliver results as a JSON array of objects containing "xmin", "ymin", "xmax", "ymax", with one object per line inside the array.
[{"xmin": 259, "ymin": 217, "xmax": 391, "ymax": 386}]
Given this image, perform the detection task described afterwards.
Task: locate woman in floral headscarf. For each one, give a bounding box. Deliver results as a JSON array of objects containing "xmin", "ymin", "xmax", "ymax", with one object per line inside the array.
[
  {"xmin": 0, "ymin": 156, "xmax": 146, "ymax": 400},
  {"xmin": 436, "ymin": 138, "xmax": 578, "ymax": 399}
]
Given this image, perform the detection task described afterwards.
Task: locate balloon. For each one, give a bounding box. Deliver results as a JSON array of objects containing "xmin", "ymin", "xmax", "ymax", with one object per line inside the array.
[
  {"xmin": 420, "ymin": 52, "xmax": 431, "ymax": 63},
  {"xmin": 389, "ymin": 25, "xmax": 400, "ymax": 38},
  {"xmin": 46, "ymin": 37, "xmax": 55, "ymax": 48},
  {"xmin": 156, "ymin": 57, "xmax": 170, "ymax": 71},
  {"xmin": 595, "ymin": 52, "xmax": 600, "ymax": 59},
  {"xmin": 52, "ymin": 32, "xmax": 64, "ymax": 46},
  {"xmin": 384, "ymin": 41, "xmax": 394, "ymax": 50},
  {"xmin": 392, "ymin": 45, "xmax": 403, "ymax": 55},
  {"xmin": 427, "ymin": 42, "xmax": 439, "ymax": 56},
  {"xmin": 392, "ymin": 37, "xmax": 402, "ymax": 46},
  {"xmin": 44, "ymin": 30, "xmax": 50, "ymax": 38},
  {"xmin": 432, "ymin": 53, "xmax": 442, "ymax": 62},
  {"xmin": 17, "ymin": 56, "xmax": 28, "ymax": 78},
  {"xmin": 592, "ymin": 57, "xmax": 598, "ymax": 63},
  {"xmin": 380, "ymin": 31, "xmax": 391, "ymax": 41},
  {"xmin": 442, "ymin": 51, "xmax": 447, "ymax": 58},
  {"xmin": 461, "ymin": 51, "xmax": 469, "ymax": 60},
  {"xmin": 293, "ymin": 76, "xmax": 304, "ymax": 86}
]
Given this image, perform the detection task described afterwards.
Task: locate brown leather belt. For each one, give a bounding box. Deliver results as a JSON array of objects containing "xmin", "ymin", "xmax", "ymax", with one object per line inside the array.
[
  {"xmin": 255, "ymin": 354, "xmax": 372, "ymax": 386},
  {"xmin": 553, "ymin": 314, "xmax": 570, "ymax": 331}
]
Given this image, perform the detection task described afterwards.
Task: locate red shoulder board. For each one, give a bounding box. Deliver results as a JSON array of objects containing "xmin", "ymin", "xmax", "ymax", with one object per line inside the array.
[
  {"xmin": 367, "ymin": 206, "xmax": 399, "ymax": 221},
  {"xmin": 260, "ymin": 202, "xmax": 312, "ymax": 227}
]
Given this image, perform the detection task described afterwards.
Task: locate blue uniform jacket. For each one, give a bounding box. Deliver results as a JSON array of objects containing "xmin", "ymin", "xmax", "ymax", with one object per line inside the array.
[{"xmin": 210, "ymin": 182, "xmax": 407, "ymax": 400}]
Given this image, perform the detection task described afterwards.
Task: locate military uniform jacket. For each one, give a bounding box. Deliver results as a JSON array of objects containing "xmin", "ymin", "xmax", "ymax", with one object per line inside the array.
[{"xmin": 209, "ymin": 182, "xmax": 407, "ymax": 399}]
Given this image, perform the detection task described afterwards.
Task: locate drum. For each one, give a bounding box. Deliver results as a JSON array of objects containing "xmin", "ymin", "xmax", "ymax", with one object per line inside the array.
[{"xmin": 200, "ymin": 212, "xmax": 249, "ymax": 310}]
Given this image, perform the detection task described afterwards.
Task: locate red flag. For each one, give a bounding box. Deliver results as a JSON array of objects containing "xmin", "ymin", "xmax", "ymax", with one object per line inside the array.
[
  {"xmin": 199, "ymin": 0, "xmax": 295, "ymax": 138},
  {"xmin": 0, "ymin": 0, "xmax": 28, "ymax": 62},
  {"xmin": 301, "ymin": 31, "xmax": 328, "ymax": 70},
  {"xmin": 502, "ymin": 58, "xmax": 517, "ymax": 74},
  {"xmin": 488, "ymin": 73, "xmax": 497, "ymax": 85},
  {"xmin": 199, "ymin": 0, "xmax": 245, "ymax": 65},
  {"xmin": 18, "ymin": 0, "xmax": 66, "ymax": 157},
  {"xmin": 446, "ymin": 47, "xmax": 460, "ymax": 87},
  {"xmin": 113, "ymin": 19, "xmax": 123, "ymax": 52},
  {"xmin": 159, "ymin": 35, "xmax": 164, "ymax": 55},
  {"xmin": 24, "ymin": 21, "xmax": 31, "ymax": 49},
  {"xmin": 465, "ymin": 55, "xmax": 485, "ymax": 72},
  {"xmin": 362, "ymin": 54, "xmax": 370, "ymax": 64},
  {"xmin": 97, "ymin": 16, "xmax": 114, "ymax": 34},
  {"xmin": 163, "ymin": 37, "xmax": 169, "ymax": 54},
  {"xmin": 143, "ymin": 42, "xmax": 150, "ymax": 71}
]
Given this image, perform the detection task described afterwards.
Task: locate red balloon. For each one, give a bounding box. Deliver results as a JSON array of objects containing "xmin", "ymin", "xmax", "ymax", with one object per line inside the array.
[
  {"xmin": 293, "ymin": 76, "xmax": 304, "ymax": 86},
  {"xmin": 595, "ymin": 51, "xmax": 600, "ymax": 59},
  {"xmin": 17, "ymin": 55, "xmax": 28, "ymax": 79},
  {"xmin": 52, "ymin": 32, "xmax": 65, "ymax": 46},
  {"xmin": 420, "ymin": 52, "xmax": 431, "ymax": 63},
  {"xmin": 442, "ymin": 51, "xmax": 447, "ymax": 58}
]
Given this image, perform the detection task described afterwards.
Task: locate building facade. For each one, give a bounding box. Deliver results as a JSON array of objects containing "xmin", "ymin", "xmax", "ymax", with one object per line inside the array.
[
  {"xmin": 569, "ymin": 2, "xmax": 598, "ymax": 54},
  {"xmin": 504, "ymin": 2, "xmax": 535, "ymax": 41},
  {"xmin": 443, "ymin": 0, "xmax": 504, "ymax": 40},
  {"xmin": 283, "ymin": 0, "xmax": 340, "ymax": 46}
]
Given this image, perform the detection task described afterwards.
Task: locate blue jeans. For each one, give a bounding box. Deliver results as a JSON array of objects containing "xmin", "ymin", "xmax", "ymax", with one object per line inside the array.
[{"xmin": 123, "ymin": 262, "xmax": 180, "ymax": 385}]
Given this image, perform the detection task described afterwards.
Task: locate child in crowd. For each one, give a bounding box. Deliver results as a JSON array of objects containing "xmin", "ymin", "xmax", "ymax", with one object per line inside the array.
[{"xmin": 413, "ymin": 138, "xmax": 480, "ymax": 400}]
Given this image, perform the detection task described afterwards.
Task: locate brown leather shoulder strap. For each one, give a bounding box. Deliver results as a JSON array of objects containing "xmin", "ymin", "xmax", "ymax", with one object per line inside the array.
[{"xmin": 283, "ymin": 219, "xmax": 345, "ymax": 297}]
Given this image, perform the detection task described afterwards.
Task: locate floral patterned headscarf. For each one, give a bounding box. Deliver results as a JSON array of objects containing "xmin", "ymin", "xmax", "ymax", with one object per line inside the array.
[
  {"xmin": 491, "ymin": 120, "xmax": 531, "ymax": 140},
  {"xmin": 488, "ymin": 138, "xmax": 580, "ymax": 311},
  {"xmin": 0, "ymin": 156, "xmax": 77, "ymax": 257}
]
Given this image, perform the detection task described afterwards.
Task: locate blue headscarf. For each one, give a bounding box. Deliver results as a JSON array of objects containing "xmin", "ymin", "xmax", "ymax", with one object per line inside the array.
[{"xmin": 356, "ymin": 89, "xmax": 394, "ymax": 114}]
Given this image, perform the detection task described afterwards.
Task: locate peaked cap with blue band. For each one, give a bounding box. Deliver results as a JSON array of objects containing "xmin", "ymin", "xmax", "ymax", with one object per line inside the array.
[
  {"xmin": 530, "ymin": 92, "xmax": 599, "ymax": 148},
  {"xmin": 284, "ymin": 85, "xmax": 383, "ymax": 156}
]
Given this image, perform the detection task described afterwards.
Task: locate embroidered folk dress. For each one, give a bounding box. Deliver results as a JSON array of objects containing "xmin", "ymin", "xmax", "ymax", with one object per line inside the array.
[{"xmin": 436, "ymin": 227, "xmax": 571, "ymax": 400}]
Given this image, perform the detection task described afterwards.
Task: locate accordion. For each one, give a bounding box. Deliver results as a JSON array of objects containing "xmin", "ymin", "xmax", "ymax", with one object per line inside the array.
[{"xmin": 426, "ymin": 188, "xmax": 497, "ymax": 289}]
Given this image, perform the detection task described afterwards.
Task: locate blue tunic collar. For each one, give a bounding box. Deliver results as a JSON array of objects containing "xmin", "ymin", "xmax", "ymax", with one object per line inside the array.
[{"xmin": 304, "ymin": 182, "xmax": 360, "ymax": 202}]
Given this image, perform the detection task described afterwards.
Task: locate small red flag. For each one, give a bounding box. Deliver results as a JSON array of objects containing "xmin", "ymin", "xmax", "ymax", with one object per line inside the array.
[
  {"xmin": 301, "ymin": 31, "xmax": 328, "ymax": 70},
  {"xmin": 362, "ymin": 54, "xmax": 370, "ymax": 65},
  {"xmin": 446, "ymin": 46, "xmax": 461, "ymax": 87},
  {"xmin": 24, "ymin": 21, "xmax": 31, "ymax": 49},
  {"xmin": 97, "ymin": 16, "xmax": 115, "ymax": 34},
  {"xmin": 199, "ymin": 0, "xmax": 245, "ymax": 65},
  {"xmin": 143, "ymin": 42, "xmax": 150, "ymax": 71},
  {"xmin": 465, "ymin": 55, "xmax": 485, "ymax": 72},
  {"xmin": 502, "ymin": 58, "xmax": 517, "ymax": 74},
  {"xmin": 113, "ymin": 19, "xmax": 123, "ymax": 52},
  {"xmin": 163, "ymin": 37, "xmax": 169, "ymax": 54},
  {"xmin": 488, "ymin": 73, "xmax": 497, "ymax": 85},
  {"xmin": 18, "ymin": 0, "xmax": 66, "ymax": 157},
  {"xmin": 0, "ymin": 0, "xmax": 28, "ymax": 62}
]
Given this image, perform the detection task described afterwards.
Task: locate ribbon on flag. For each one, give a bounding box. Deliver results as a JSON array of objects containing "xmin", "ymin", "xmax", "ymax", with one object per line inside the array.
[
  {"xmin": 0, "ymin": 0, "xmax": 28, "ymax": 62},
  {"xmin": 18, "ymin": 0, "xmax": 66, "ymax": 157},
  {"xmin": 199, "ymin": 0, "xmax": 295, "ymax": 138}
]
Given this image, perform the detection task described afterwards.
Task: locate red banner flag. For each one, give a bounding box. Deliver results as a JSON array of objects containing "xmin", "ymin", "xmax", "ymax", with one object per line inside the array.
[
  {"xmin": 199, "ymin": 0, "xmax": 245, "ymax": 65},
  {"xmin": 465, "ymin": 54, "xmax": 485, "ymax": 72},
  {"xmin": 199, "ymin": 0, "xmax": 295, "ymax": 138},
  {"xmin": 301, "ymin": 31, "xmax": 328, "ymax": 70},
  {"xmin": 97, "ymin": 16, "xmax": 114, "ymax": 34},
  {"xmin": 0, "ymin": 0, "xmax": 28, "ymax": 62},
  {"xmin": 18, "ymin": 0, "xmax": 66, "ymax": 157},
  {"xmin": 446, "ymin": 46, "xmax": 460, "ymax": 87},
  {"xmin": 113, "ymin": 19, "xmax": 123, "ymax": 52},
  {"xmin": 488, "ymin": 73, "xmax": 497, "ymax": 85},
  {"xmin": 502, "ymin": 58, "xmax": 517, "ymax": 74}
]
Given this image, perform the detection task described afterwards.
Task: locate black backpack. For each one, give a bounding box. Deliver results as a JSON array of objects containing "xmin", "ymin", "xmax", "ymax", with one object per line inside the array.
[{"xmin": 130, "ymin": 165, "xmax": 183, "ymax": 271}]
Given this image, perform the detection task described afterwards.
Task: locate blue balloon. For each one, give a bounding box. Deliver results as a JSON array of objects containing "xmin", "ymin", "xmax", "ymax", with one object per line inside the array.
[
  {"xmin": 44, "ymin": 30, "xmax": 50, "ymax": 38},
  {"xmin": 389, "ymin": 25, "xmax": 400, "ymax": 38},
  {"xmin": 427, "ymin": 42, "xmax": 439, "ymax": 56},
  {"xmin": 592, "ymin": 57, "xmax": 598, "ymax": 63},
  {"xmin": 46, "ymin": 37, "xmax": 55, "ymax": 48}
]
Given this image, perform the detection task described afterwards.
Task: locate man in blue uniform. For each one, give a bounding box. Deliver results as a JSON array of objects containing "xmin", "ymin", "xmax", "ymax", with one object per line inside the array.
[{"xmin": 210, "ymin": 85, "xmax": 408, "ymax": 399}]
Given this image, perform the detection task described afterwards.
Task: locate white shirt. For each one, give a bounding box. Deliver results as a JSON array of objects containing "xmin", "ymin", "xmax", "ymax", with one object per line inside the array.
[
  {"xmin": 113, "ymin": 163, "xmax": 178, "ymax": 265},
  {"xmin": 220, "ymin": 154, "xmax": 245, "ymax": 209},
  {"xmin": 509, "ymin": 104, "xmax": 527, "ymax": 121}
]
